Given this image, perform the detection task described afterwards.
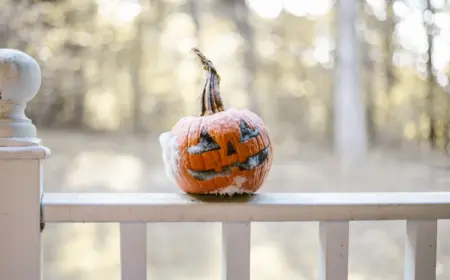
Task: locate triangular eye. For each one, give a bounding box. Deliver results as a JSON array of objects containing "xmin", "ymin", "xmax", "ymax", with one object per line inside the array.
[
  {"xmin": 187, "ymin": 128, "xmax": 221, "ymax": 154},
  {"xmin": 239, "ymin": 120, "xmax": 259, "ymax": 143}
]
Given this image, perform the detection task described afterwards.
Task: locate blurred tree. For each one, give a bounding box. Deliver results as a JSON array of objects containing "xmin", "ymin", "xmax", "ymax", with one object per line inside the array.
[
  {"xmin": 130, "ymin": 0, "xmax": 145, "ymax": 133},
  {"xmin": 186, "ymin": 0, "xmax": 201, "ymax": 44},
  {"xmin": 213, "ymin": 0, "xmax": 259, "ymax": 114},
  {"xmin": 425, "ymin": 0, "xmax": 436, "ymax": 147},
  {"xmin": 334, "ymin": 0, "xmax": 367, "ymax": 164},
  {"xmin": 361, "ymin": 1, "xmax": 378, "ymax": 145},
  {"xmin": 1, "ymin": 0, "xmax": 449, "ymax": 153},
  {"xmin": 229, "ymin": 0, "xmax": 258, "ymax": 114},
  {"xmin": 384, "ymin": 0, "xmax": 396, "ymax": 116}
]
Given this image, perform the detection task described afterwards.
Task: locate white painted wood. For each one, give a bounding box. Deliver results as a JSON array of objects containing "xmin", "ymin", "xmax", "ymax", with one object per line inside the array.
[
  {"xmin": 404, "ymin": 220, "xmax": 437, "ymax": 280},
  {"xmin": 120, "ymin": 223, "xmax": 147, "ymax": 280},
  {"xmin": 318, "ymin": 222, "xmax": 349, "ymax": 280},
  {"xmin": 0, "ymin": 145, "xmax": 50, "ymax": 158},
  {"xmin": 222, "ymin": 222, "xmax": 251, "ymax": 280},
  {"xmin": 43, "ymin": 192, "xmax": 450, "ymax": 223},
  {"xmin": 334, "ymin": 0, "xmax": 367, "ymax": 164},
  {"xmin": 0, "ymin": 49, "xmax": 42, "ymax": 139},
  {"xmin": 0, "ymin": 160, "xmax": 44, "ymax": 280},
  {"xmin": 0, "ymin": 49, "xmax": 49, "ymax": 280}
]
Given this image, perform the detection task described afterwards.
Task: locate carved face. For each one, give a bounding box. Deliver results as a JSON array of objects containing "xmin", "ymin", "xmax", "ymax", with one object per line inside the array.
[{"xmin": 160, "ymin": 108, "xmax": 273, "ymax": 195}]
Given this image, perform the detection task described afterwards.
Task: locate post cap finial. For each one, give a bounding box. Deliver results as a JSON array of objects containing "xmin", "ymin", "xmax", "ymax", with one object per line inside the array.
[
  {"xmin": 0, "ymin": 49, "xmax": 42, "ymax": 141},
  {"xmin": 0, "ymin": 49, "xmax": 41, "ymax": 104}
]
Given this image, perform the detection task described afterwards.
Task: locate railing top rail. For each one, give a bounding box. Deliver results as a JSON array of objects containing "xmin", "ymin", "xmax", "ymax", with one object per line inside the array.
[{"xmin": 43, "ymin": 192, "xmax": 450, "ymax": 223}]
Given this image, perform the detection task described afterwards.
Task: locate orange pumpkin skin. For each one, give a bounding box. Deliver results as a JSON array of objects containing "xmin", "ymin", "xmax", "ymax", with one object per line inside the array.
[{"xmin": 160, "ymin": 49, "xmax": 273, "ymax": 195}]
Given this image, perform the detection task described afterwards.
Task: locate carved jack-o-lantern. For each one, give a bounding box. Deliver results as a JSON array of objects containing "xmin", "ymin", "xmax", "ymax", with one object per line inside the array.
[{"xmin": 159, "ymin": 48, "xmax": 273, "ymax": 195}]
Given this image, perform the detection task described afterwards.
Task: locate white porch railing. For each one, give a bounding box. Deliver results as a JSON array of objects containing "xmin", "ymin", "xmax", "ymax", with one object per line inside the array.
[
  {"xmin": 1, "ymin": 50, "xmax": 450, "ymax": 280},
  {"xmin": 43, "ymin": 192, "xmax": 450, "ymax": 280}
]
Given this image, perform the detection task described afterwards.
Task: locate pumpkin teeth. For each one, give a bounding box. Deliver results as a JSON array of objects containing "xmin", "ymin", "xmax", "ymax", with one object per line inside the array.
[
  {"xmin": 187, "ymin": 167, "xmax": 231, "ymax": 181},
  {"xmin": 185, "ymin": 146, "xmax": 270, "ymax": 181}
]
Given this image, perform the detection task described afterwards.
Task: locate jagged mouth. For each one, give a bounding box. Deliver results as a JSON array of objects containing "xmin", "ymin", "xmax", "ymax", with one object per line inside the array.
[{"xmin": 186, "ymin": 147, "xmax": 270, "ymax": 181}]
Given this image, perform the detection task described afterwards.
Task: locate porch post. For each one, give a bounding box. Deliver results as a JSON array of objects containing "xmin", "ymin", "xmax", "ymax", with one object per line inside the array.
[{"xmin": 0, "ymin": 49, "xmax": 50, "ymax": 280}]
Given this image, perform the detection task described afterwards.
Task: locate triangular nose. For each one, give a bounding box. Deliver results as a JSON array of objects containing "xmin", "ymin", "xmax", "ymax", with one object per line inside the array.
[{"xmin": 226, "ymin": 141, "xmax": 237, "ymax": 156}]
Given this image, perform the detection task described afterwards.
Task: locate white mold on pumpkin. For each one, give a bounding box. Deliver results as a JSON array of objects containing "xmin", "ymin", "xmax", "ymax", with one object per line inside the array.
[
  {"xmin": 159, "ymin": 131, "xmax": 179, "ymax": 183},
  {"xmin": 207, "ymin": 176, "xmax": 250, "ymax": 196},
  {"xmin": 159, "ymin": 132, "xmax": 253, "ymax": 196}
]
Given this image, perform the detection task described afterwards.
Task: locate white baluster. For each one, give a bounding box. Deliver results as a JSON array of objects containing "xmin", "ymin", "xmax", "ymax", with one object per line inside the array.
[
  {"xmin": 120, "ymin": 223, "xmax": 148, "ymax": 280},
  {"xmin": 318, "ymin": 221, "xmax": 349, "ymax": 280},
  {"xmin": 222, "ymin": 222, "xmax": 251, "ymax": 280},
  {"xmin": 404, "ymin": 220, "xmax": 437, "ymax": 280}
]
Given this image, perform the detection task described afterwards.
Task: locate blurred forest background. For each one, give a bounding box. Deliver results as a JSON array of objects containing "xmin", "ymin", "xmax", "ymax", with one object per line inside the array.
[
  {"xmin": 3, "ymin": 0, "xmax": 450, "ymax": 280},
  {"xmin": 3, "ymin": 0, "xmax": 450, "ymax": 150}
]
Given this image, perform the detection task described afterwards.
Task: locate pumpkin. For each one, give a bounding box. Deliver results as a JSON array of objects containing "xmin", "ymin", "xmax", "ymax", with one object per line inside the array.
[{"xmin": 159, "ymin": 48, "xmax": 273, "ymax": 195}]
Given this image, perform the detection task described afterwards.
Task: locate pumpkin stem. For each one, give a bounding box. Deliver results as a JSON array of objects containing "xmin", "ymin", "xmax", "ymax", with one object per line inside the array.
[{"xmin": 192, "ymin": 48, "xmax": 225, "ymax": 116}]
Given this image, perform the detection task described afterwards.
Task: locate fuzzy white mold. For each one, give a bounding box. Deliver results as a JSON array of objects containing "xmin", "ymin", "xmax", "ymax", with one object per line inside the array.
[
  {"xmin": 207, "ymin": 176, "xmax": 251, "ymax": 196},
  {"xmin": 159, "ymin": 131, "xmax": 179, "ymax": 183}
]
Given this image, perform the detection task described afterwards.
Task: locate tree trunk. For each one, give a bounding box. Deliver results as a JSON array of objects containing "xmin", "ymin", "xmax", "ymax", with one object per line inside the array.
[
  {"xmin": 333, "ymin": 0, "xmax": 367, "ymax": 165},
  {"xmin": 130, "ymin": 10, "xmax": 144, "ymax": 134},
  {"xmin": 187, "ymin": 0, "xmax": 201, "ymax": 44},
  {"xmin": 230, "ymin": 0, "xmax": 259, "ymax": 114},
  {"xmin": 425, "ymin": 0, "xmax": 436, "ymax": 147},
  {"xmin": 383, "ymin": 1, "xmax": 396, "ymax": 142}
]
